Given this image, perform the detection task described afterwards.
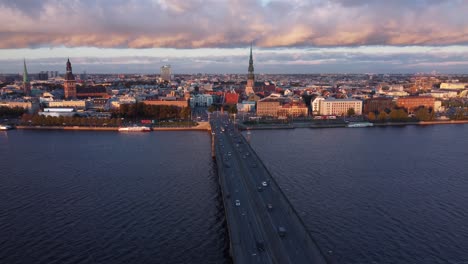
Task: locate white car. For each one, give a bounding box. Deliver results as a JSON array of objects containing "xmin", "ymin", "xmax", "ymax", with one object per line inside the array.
[
  {"xmin": 235, "ymin": 200, "xmax": 240, "ymax": 206},
  {"xmin": 262, "ymin": 181, "xmax": 268, "ymax": 187}
]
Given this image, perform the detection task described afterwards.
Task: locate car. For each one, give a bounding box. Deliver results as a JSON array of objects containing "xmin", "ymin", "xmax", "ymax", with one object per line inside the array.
[
  {"xmin": 257, "ymin": 186, "xmax": 263, "ymax": 192},
  {"xmin": 267, "ymin": 203, "xmax": 273, "ymax": 210},
  {"xmin": 256, "ymin": 241, "xmax": 265, "ymax": 252},
  {"xmin": 227, "ymin": 152, "xmax": 232, "ymax": 156},
  {"xmin": 235, "ymin": 200, "xmax": 240, "ymax": 206},
  {"xmin": 262, "ymin": 181, "xmax": 268, "ymax": 187},
  {"xmin": 251, "ymin": 163, "xmax": 257, "ymax": 168},
  {"xmin": 278, "ymin": 226, "xmax": 286, "ymax": 237}
]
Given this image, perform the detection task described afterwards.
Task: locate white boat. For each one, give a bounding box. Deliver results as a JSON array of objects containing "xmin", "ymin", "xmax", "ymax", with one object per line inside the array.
[
  {"xmin": 347, "ymin": 122, "xmax": 374, "ymax": 128},
  {"xmin": 0, "ymin": 125, "xmax": 13, "ymax": 131},
  {"xmin": 118, "ymin": 126, "xmax": 151, "ymax": 132}
]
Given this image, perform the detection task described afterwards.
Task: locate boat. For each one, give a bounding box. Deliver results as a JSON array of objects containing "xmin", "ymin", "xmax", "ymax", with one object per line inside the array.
[
  {"xmin": 118, "ymin": 126, "xmax": 151, "ymax": 132},
  {"xmin": 346, "ymin": 122, "xmax": 374, "ymax": 128},
  {"xmin": 0, "ymin": 125, "xmax": 13, "ymax": 131}
]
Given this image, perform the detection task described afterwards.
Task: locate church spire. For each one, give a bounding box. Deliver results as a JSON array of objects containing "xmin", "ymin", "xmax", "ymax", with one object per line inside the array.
[
  {"xmin": 66, "ymin": 58, "xmax": 72, "ymax": 73},
  {"xmin": 248, "ymin": 43, "xmax": 254, "ymax": 78},
  {"xmin": 23, "ymin": 59, "xmax": 29, "ymax": 84},
  {"xmin": 245, "ymin": 44, "xmax": 255, "ymax": 95},
  {"xmin": 22, "ymin": 59, "xmax": 31, "ymax": 96}
]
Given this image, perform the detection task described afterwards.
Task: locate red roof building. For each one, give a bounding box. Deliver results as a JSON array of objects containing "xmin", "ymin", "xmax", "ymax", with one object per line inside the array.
[{"xmin": 225, "ymin": 91, "xmax": 239, "ymax": 104}]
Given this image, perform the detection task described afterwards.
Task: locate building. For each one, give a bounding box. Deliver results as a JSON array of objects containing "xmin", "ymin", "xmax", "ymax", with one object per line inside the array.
[
  {"xmin": 76, "ymin": 86, "xmax": 109, "ymax": 98},
  {"xmin": 144, "ymin": 99, "xmax": 189, "ymax": 108},
  {"xmin": 48, "ymin": 71, "xmax": 59, "ymax": 79},
  {"xmin": 419, "ymin": 91, "xmax": 458, "ymax": 99},
  {"xmin": 311, "ymin": 97, "xmax": 325, "ymax": 114},
  {"xmin": 37, "ymin": 71, "xmax": 49, "ymax": 81},
  {"xmin": 278, "ymin": 102, "xmax": 308, "ymax": 118},
  {"xmin": 256, "ymin": 99, "xmax": 280, "ymax": 117},
  {"xmin": 22, "ymin": 59, "xmax": 31, "ymax": 96},
  {"xmin": 245, "ymin": 45, "xmax": 255, "ymax": 95},
  {"xmin": 0, "ymin": 101, "xmax": 32, "ymax": 109},
  {"xmin": 396, "ymin": 96, "xmax": 435, "ymax": 112},
  {"xmin": 47, "ymin": 100, "xmax": 88, "ymax": 109},
  {"xmin": 64, "ymin": 59, "xmax": 77, "ymax": 99},
  {"xmin": 190, "ymin": 94, "xmax": 213, "ymax": 107},
  {"xmin": 363, "ymin": 98, "xmax": 394, "ymax": 114},
  {"xmin": 39, "ymin": 108, "xmax": 76, "ymax": 117},
  {"xmin": 224, "ymin": 91, "xmax": 239, "ymax": 104},
  {"xmin": 237, "ymin": 101, "xmax": 256, "ymax": 112},
  {"xmin": 319, "ymin": 98, "xmax": 363, "ymax": 116},
  {"xmin": 440, "ymin": 83, "xmax": 468, "ymax": 90},
  {"xmin": 434, "ymin": 100, "xmax": 443, "ymax": 112},
  {"xmin": 160, "ymin": 65, "xmax": 172, "ymax": 81}
]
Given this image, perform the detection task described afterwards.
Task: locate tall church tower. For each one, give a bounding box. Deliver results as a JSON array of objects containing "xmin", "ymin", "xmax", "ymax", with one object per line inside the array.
[
  {"xmin": 22, "ymin": 59, "xmax": 31, "ymax": 96},
  {"xmin": 245, "ymin": 44, "xmax": 255, "ymax": 95},
  {"xmin": 64, "ymin": 58, "xmax": 76, "ymax": 99}
]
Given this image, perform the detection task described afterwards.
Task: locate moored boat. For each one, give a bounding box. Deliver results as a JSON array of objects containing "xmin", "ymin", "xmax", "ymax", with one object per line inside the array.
[
  {"xmin": 118, "ymin": 126, "xmax": 151, "ymax": 132},
  {"xmin": 0, "ymin": 125, "xmax": 13, "ymax": 131},
  {"xmin": 346, "ymin": 122, "xmax": 374, "ymax": 128}
]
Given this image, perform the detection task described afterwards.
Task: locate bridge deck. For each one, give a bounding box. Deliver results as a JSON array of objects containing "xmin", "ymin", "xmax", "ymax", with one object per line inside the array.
[{"xmin": 212, "ymin": 114, "xmax": 329, "ymax": 264}]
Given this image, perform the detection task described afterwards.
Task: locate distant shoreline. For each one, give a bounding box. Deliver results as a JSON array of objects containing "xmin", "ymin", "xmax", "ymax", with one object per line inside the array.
[
  {"xmin": 14, "ymin": 122, "xmax": 212, "ymax": 132},
  {"xmin": 8, "ymin": 120, "xmax": 468, "ymax": 132},
  {"xmin": 239, "ymin": 120, "xmax": 468, "ymax": 130}
]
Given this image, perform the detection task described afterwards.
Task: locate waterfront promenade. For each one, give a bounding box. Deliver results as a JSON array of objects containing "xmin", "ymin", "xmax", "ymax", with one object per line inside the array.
[
  {"xmin": 14, "ymin": 122, "xmax": 212, "ymax": 132},
  {"xmin": 239, "ymin": 120, "xmax": 468, "ymax": 131},
  {"xmin": 212, "ymin": 114, "xmax": 329, "ymax": 264}
]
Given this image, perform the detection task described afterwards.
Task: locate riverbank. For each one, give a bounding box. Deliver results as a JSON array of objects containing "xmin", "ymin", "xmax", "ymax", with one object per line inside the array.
[
  {"xmin": 15, "ymin": 122, "xmax": 212, "ymax": 132},
  {"xmin": 239, "ymin": 120, "xmax": 468, "ymax": 130},
  {"xmin": 16, "ymin": 126, "xmax": 118, "ymax": 131}
]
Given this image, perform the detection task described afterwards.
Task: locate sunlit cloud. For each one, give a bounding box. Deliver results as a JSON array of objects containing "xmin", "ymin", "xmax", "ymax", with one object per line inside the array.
[{"xmin": 1, "ymin": 0, "xmax": 468, "ymax": 49}]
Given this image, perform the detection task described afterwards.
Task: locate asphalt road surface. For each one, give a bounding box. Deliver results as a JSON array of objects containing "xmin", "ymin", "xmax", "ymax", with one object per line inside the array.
[{"xmin": 212, "ymin": 113, "xmax": 329, "ymax": 264}]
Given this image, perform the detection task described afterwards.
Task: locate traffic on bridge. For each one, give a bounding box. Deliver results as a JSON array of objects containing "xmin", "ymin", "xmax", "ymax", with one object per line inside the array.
[{"xmin": 211, "ymin": 113, "xmax": 330, "ymax": 264}]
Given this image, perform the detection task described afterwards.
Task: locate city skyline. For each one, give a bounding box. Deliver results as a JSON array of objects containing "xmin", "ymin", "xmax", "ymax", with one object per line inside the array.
[{"xmin": 2, "ymin": 0, "xmax": 468, "ymax": 73}]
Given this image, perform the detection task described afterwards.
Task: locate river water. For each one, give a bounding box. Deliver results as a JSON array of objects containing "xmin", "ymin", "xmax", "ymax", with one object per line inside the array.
[
  {"xmin": 2, "ymin": 125, "xmax": 467, "ymax": 264},
  {"xmin": 0, "ymin": 130, "xmax": 230, "ymax": 264},
  {"xmin": 246, "ymin": 124, "xmax": 468, "ymax": 264}
]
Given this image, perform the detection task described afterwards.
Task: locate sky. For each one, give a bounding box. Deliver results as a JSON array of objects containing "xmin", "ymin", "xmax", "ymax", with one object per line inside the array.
[{"xmin": 1, "ymin": 0, "xmax": 468, "ymax": 74}]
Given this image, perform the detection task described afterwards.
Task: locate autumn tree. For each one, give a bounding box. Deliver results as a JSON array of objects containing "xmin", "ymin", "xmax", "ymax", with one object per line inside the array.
[{"xmin": 378, "ymin": 111, "xmax": 388, "ymax": 122}]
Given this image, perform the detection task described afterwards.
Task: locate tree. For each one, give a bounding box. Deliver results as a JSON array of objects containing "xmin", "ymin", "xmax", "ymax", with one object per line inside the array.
[
  {"xmin": 180, "ymin": 107, "xmax": 191, "ymax": 119},
  {"xmin": 378, "ymin": 111, "xmax": 388, "ymax": 122},
  {"xmin": 452, "ymin": 108, "xmax": 466, "ymax": 120},
  {"xmin": 227, "ymin": 104, "xmax": 237, "ymax": 114},
  {"xmin": 367, "ymin": 112, "xmax": 376, "ymax": 121},
  {"xmin": 389, "ymin": 109, "xmax": 408, "ymax": 122},
  {"xmin": 414, "ymin": 107, "xmax": 434, "ymax": 121},
  {"xmin": 347, "ymin": 108, "xmax": 356, "ymax": 117},
  {"xmin": 208, "ymin": 105, "xmax": 217, "ymax": 113}
]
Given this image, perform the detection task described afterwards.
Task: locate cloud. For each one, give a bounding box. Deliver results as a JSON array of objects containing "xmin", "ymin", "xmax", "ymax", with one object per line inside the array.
[{"xmin": 0, "ymin": 0, "xmax": 468, "ymax": 49}]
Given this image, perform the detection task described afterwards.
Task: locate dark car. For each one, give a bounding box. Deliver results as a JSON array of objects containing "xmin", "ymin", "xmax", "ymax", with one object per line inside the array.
[
  {"xmin": 278, "ymin": 226, "xmax": 286, "ymax": 237},
  {"xmin": 256, "ymin": 241, "xmax": 265, "ymax": 252}
]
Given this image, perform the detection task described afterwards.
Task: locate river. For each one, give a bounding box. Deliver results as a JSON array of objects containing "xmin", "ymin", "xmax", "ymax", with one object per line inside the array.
[
  {"xmin": 0, "ymin": 130, "xmax": 230, "ymax": 264},
  {"xmin": 246, "ymin": 124, "xmax": 468, "ymax": 264}
]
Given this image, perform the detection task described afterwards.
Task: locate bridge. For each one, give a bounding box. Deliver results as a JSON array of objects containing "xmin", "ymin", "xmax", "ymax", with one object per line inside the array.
[{"xmin": 211, "ymin": 113, "xmax": 331, "ymax": 264}]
